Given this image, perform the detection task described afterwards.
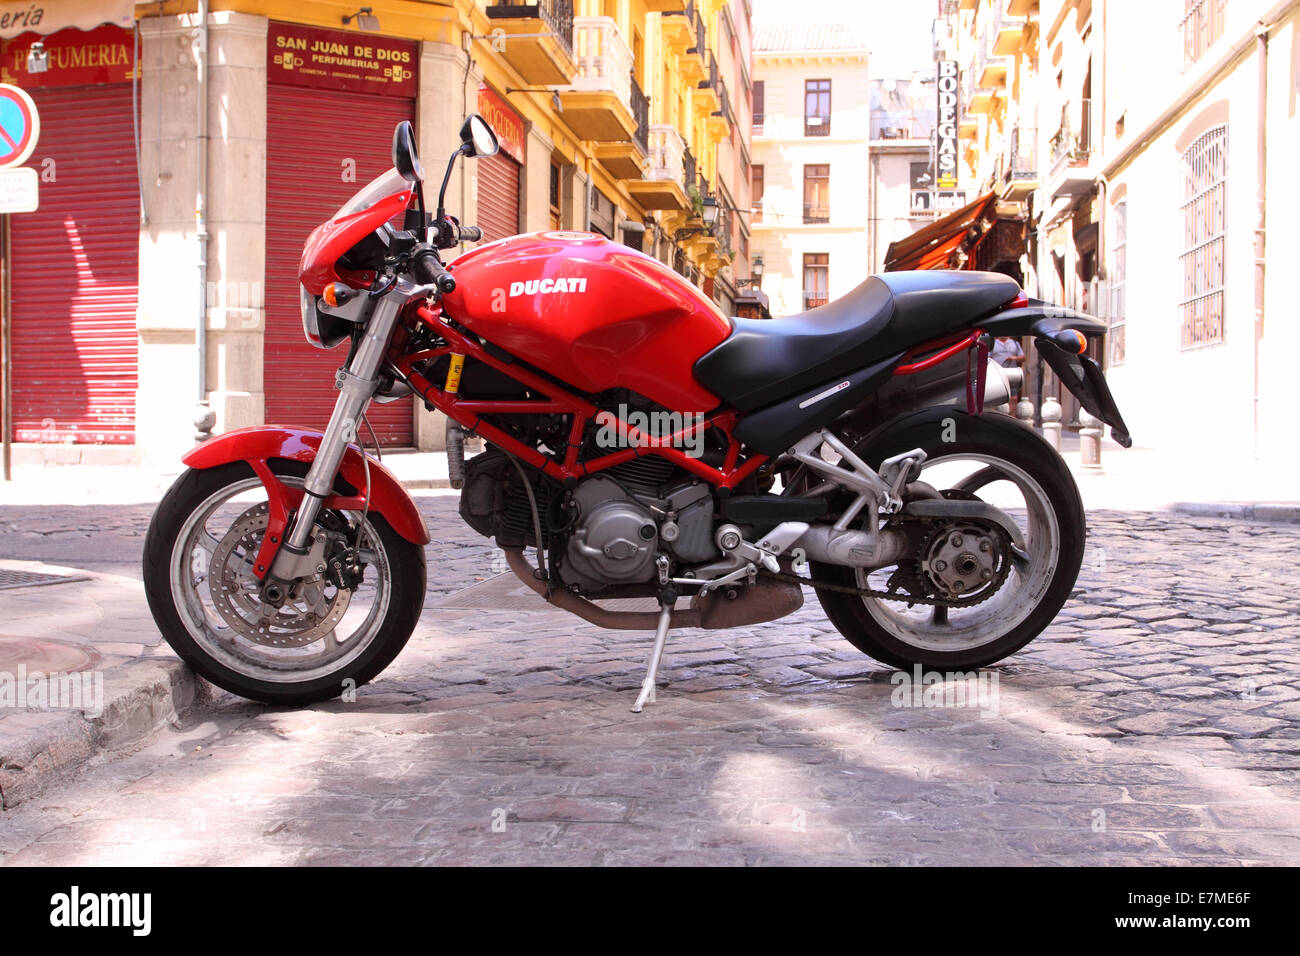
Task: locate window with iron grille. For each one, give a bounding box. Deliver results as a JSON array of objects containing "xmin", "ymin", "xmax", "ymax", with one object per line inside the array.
[
  {"xmin": 751, "ymin": 164, "xmax": 764, "ymax": 223},
  {"xmin": 804, "ymin": 253, "xmax": 829, "ymax": 309},
  {"xmin": 1110, "ymin": 201, "xmax": 1126, "ymax": 366},
  {"xmin": 805, "ymin": 79, "xmax": 830, "ymax": 136},
  {"xmin": 803, "ymin": 164, "xmax": 829, "ymax": 223},
  {"xmin": 1179, "ymin": 124, "xmax": 1227, "ymax": 349},
  {"xmin": 1180, "ymin": 0, "xmax": 1227, "ymax": 72},
  {"xmin": 752, "ymin": 80, "xmax": 764, "ymax": 135}
]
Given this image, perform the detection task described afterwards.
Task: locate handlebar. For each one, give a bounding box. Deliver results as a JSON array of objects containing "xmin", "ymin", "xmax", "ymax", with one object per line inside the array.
[
  {"xmin": 455, "ymin": 225, "xmax": 482, "ymax": 243},
  {"xmin": 412, "ymin": 247, "xmax": 456, "ymax": 295}
]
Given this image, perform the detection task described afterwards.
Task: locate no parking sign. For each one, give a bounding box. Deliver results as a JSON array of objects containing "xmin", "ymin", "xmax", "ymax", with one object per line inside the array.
[{"xmin": 0, "ymin": 82, "xmax": 39, "ymax": 170}]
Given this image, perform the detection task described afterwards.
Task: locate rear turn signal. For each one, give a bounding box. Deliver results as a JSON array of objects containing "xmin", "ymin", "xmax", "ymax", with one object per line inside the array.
[{"xmin": 1053, "ymin": 329, "xmax": 1088, "ymax": 354}]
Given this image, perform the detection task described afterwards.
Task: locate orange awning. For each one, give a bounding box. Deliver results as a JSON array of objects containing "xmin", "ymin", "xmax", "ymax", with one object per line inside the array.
[{"xmin": 884, "ymin": 191, "xmax": 998, "ymax": 272}]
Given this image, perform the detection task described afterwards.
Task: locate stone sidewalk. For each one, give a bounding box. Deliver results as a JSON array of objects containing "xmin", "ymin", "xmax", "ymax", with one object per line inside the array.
[{"xmin": 0, "ymin": 496, "xmax": 1298, "ymax": 865}]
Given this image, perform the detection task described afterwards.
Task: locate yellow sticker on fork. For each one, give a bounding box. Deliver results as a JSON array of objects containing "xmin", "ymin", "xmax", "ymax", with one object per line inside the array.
[{"xmin": 445, "ymin": 353, "xmax": 466, "ymax": 394}]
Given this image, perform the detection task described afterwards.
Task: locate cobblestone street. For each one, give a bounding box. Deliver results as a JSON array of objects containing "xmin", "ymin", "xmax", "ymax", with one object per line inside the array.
[{"xmin": 1, "ymin": 495, "xmax": 1298, "ymax": 865}]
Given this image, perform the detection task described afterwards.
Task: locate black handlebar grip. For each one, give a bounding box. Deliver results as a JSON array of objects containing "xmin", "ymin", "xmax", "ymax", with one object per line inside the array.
[
  {"xmin": 457, "ymin": 225, "xmax": 483, "ymax": 243},
  {"xmin": 414, "ymin": 250, "xmax": 456, "ymax": 294}
]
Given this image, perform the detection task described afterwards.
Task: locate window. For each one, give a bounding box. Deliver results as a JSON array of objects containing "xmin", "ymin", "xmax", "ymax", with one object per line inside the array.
[
  {"xmin": 1180, "ymin": 0, "xmax": 1227, "ymax": 72},
  {"xmin": 909, "ymin": 161, "xmax": 932, "ymax": 188},
  {"xmin": 1179, "ymin": 124, "xmax": 1227, "ymax": 349},
  {"xmin": 751, "ymin": 164, "xmax": 764, "ymax": 223},
  {"xmin": 752, "ymin": 80, "xmax": 765, "ymax": 135},
  {"xmin": 805, "ymin": 79, "xmax": 831, "ymax": 136},
  {"xmin": 803, "ymin": 164, "xmax": 829, "ymax": 223},
  {"xmin": 1109, "ymin": 202, "xmax": 1126, "ymax": 366},
  {"xmin": 803, "ymin": 254, "xmax": 829, "ymax": 309}
]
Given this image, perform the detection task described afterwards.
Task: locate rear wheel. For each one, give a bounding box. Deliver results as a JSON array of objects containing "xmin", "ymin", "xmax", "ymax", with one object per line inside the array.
[
  {"xmin": 143, "ymin": 461, "xmax": 426, "ymax": 704},
  {"xmin": 812, "ymin": 410, "xmax": 1085, "ymax": 671}
]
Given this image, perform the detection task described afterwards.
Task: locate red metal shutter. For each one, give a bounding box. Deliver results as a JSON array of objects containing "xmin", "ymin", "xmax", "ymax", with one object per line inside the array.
[
  {"xmin": 476, "ymin": 151, "xmax": 520, "ymax": 244},
  {"xmin": 264, "ymin": 86, "xmax": 415, "ymax": 446},
  {"xmin": 9, "ymin": 84, "xmax": 139, "ymax": 444}
]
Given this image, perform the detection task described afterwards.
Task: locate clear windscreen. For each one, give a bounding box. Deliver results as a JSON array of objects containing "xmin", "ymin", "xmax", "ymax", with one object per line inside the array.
[{"xmin": 335, "ymin": 168, "xmax": 409, "ymax": 218}]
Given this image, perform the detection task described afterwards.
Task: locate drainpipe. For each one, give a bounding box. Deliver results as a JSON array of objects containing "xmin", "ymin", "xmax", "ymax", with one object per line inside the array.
[
  {"xmin": 1254, "ymin": 23, "xmax": 1268, "ymax": 459},
  {"xmin": 194, "ymin": 1, "xmax": 214, "ymax": 440},
  {"xmin": 868, "ymin": 149, "xmax": 878, "ymax": 274}
]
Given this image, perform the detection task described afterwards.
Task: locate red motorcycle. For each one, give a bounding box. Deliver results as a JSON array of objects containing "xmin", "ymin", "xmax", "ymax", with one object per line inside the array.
[{"xmin": 143, "ymin": 118, "xmax": 1131, "ymax": 711}]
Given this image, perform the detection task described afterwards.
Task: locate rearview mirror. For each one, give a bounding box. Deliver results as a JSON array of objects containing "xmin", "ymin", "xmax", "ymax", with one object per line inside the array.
[
  {"xmin": 459, "ymin": 114, "xmax": 499, "ymax": 158},
  {"xmin": 392, "ymin": 120, "xmax": 423, "ymax": 183}
]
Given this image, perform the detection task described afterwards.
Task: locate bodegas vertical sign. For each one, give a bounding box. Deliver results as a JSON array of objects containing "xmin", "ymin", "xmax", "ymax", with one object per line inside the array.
[
  {"xmin": 936, "ymin": 59, "xmax": 959, "ymax": 189},
  {"xmin": 268, "ymin": 22, "xmax": 416, "ymax": 98}
]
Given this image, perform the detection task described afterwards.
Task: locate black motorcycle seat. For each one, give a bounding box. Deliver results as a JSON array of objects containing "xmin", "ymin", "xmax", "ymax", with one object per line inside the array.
[{"xmin": 695, "ymin": 270, "xmax": 1022, "ymax": 411}]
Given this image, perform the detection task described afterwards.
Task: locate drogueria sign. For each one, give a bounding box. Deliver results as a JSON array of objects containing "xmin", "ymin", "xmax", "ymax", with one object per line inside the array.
[{"xmin": 0, "ymin": 1, "xmax": 133, "ymax": 39}]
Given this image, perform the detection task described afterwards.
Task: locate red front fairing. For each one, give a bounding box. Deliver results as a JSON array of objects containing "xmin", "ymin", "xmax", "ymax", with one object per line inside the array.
[
  {"xmin": 441, "ymin": 232, "xmax": 732, "ymax": 412},
  {"xmin": 299, "ymin": 184, "xmax": 412, "ymax": 293}
]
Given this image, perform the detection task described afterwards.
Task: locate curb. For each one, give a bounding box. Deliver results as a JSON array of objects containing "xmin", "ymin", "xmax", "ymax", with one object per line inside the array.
[
  {"xmin": 1173, "ymin": 502, "xmax": 1300, "ymax": 524},
  {"xmin": 0, "ymin": 658, "xmax": 206, "ymax": 809}
]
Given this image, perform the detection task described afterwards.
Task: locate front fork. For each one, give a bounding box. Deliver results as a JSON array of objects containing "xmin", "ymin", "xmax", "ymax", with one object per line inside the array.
[{"xmin": 263, "ymin": 280, "xmax": 412, "ymax": 593}]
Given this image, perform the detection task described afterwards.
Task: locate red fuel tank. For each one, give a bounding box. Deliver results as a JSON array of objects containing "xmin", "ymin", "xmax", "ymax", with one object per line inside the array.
[{"xmin": 440, "ymin": 232, "xmax": 732, "ymax": 412}]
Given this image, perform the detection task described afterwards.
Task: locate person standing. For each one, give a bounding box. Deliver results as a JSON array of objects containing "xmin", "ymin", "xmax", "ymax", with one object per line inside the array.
[{"xmin": 991, "ymin": 335, "xmax": 1026, "ymax": 402}]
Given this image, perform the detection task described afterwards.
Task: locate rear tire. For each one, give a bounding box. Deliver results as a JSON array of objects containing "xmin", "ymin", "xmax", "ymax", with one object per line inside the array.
[
  {"xmin": 143, "ymin": 461, "xmax": 426, "ymax": 705},
  {"xmin": 812, "ymin": 409, "xmax": 1085, "ymax": 671}
]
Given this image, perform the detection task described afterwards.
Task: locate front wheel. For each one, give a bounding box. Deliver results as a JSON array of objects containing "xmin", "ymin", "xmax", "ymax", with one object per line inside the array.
[
  {"xmin": 812, "ymin": 409, "xmax": 1086, "ymax": 671},
  {"xmin": 143, "ymin": 461, "xmax": 426, "ymax": 704}
]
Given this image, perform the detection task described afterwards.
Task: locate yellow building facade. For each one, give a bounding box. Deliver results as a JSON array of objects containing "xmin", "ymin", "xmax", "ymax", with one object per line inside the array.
[{"xmin": 0, "ymin": 0, "xmax": 753, "ymax": 463}]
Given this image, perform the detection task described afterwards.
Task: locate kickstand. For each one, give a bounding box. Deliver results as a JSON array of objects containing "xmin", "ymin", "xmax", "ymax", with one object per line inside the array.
[{"xmin": 631, "ymin": 595, "xmax": 675, "ymax": 714}]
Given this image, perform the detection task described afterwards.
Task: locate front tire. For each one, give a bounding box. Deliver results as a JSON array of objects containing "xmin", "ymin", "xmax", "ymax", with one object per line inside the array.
[
  {"xmin": 143, "ymin": 461, "xmax": 426, "ymax": 705},
  {"xmin": 812, "ymin": 409, "xmax": 1085, "ymax": 671}
]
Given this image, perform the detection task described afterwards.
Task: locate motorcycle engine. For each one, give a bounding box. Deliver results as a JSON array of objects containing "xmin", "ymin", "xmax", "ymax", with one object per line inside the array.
[{"xmin": 459, "ymin": 448, "xmax": 719, "ymax": 595}]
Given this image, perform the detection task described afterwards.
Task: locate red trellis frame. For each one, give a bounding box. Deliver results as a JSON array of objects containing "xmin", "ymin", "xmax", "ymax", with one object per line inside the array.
[{"xmin": 394, "ymin": 305, "xmax": 991, "ymax": 488}]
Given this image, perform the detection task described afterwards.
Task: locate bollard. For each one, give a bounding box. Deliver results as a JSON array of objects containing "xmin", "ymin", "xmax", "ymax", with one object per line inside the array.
[
  {"xmin": 1016, "ymin": 396, "xmax": 1035, "ymax": 427},
  {"xmin": 1078, "ymin": 408, "xmax": 1104, "ymax": 473},
  {"xmin": 1041, "ymin": 395, "xmax": 1062, "ymax": 452}
]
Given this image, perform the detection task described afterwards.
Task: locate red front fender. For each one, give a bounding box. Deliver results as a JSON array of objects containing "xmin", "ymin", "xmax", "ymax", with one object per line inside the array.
[{"xmin": 183, "ymin": 426, "xmax": 430, "ymax": 548}]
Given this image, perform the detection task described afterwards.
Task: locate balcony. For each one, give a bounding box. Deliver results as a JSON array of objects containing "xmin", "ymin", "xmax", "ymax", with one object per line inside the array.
[
  {"xmin": 991, "ymin": 2, "xmax": 1030, "ymax": 56},
  {"xmin": 1002, "ymin": 125, "xmax": 1037, "ymax": 200},
  {"xmin": 968, "ymin": 88, "xmax": 997, "ymax": 114},
  {"xmin": 626, "ymin": 126, "xmax": 690, "ymax": 210},
  {"xmin": 1048, "ymin": 99, "xmax": 1094, "ymax": 200},
  {"xmin": 594, "ymin": 73, "xmax": 650, "ymax": 178},
  {"xmin": 485, "ymin": 0, "xmax": 577, "ymax": 86},
  {"xmin": 677, "ymin": 2, "xmax": 708, "ymax": 85},
  {"xmin": 802, "ymin": 202, "xmax": 829, "ymax": 225},
  {"xmin": 707, "ymin": 77, "xmax": 730, "ymax": 139},
  {"xmin": 559, "ymin": 16, "xmax": 639, "ymax": 142},
  {"xmin": 695, "ymin": 52, "xmax": 721, "ymax": 114},
  {"xmin": 976, "ymin": 23, "xmax": 1008, "ymax": 87},
  {"xmin": 661, "ymin": 4, "xmax": 694, "ymax": 52}
]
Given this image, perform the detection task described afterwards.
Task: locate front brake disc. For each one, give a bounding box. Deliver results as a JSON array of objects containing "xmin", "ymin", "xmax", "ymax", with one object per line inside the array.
[{"xmin": 208, "ymin": 503, "xmax": 351, "ymax": 647}]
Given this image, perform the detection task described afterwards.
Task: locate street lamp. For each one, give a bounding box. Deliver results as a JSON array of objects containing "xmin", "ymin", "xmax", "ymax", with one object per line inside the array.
[
  {"xmin": 674, "ymin": 195, "xmax": 721, "ymax": 242},
  {"xmin": 700, "ymin": 196, "xmax": 720, "ymax": 230},
  {"xmin": 750, "ymin": 253, "xmax": 764, "ymax": 287},
  {"xmin": 342, "ymin": 7, "xmax": 380, "ymax": 31},
  {"xmin": 26, "ymin": 41, "xmax": 48, "ymax": 74}
]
